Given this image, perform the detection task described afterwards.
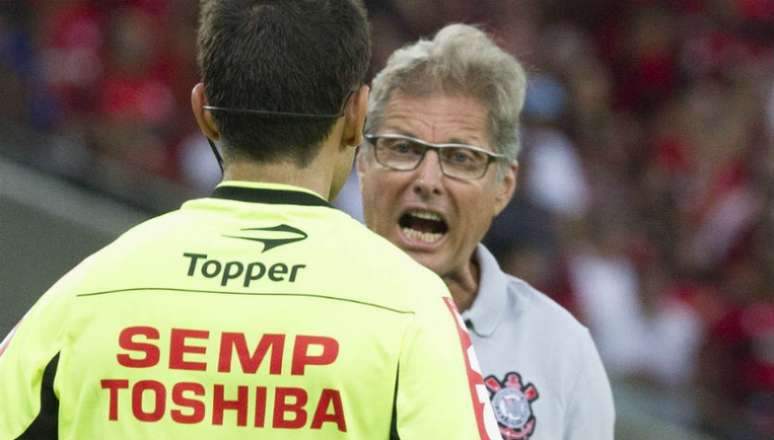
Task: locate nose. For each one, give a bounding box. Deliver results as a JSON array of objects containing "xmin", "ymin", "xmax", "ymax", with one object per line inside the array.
[{"xmin": 412, "ymin": 150, "xmax": 444, "ymax": 197}]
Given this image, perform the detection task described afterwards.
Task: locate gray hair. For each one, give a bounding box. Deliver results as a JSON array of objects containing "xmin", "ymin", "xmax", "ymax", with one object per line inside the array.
[{"xmin": 366, "ymin": 23, "xmax": 527, "ymax": 166}]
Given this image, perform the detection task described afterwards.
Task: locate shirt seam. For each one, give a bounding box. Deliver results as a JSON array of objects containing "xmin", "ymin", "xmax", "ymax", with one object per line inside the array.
[{"xmin": 74, "ymin": 286, "xmax": 415, "ymax": 315}]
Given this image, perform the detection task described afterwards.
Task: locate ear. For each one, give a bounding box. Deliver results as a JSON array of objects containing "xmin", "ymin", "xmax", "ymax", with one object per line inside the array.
[
  {"xmin": 493, "ymin": 162, "xmax": 518, "ymax": 216},
  {"xmin": 191, "ymin": 83, "xmax": 220, "ymax": 141},
  {"xmin": 341, "ymin": 84, "xmax": 370, "ymax": 148}
]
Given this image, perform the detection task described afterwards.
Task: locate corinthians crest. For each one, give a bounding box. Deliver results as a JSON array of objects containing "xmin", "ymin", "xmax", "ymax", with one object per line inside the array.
[{"xmin": 484, "ymin": 372, "xmax": 539, "ymax": 439}]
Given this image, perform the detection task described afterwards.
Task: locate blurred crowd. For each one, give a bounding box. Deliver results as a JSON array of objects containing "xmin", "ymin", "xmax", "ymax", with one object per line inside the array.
[{"xmin": 2, "ymin": 0, "xmax": 774, "ymax": 438}]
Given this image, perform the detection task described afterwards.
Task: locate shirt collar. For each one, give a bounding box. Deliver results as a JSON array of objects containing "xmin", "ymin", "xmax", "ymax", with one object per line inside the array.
[
  {"xmin": 211, "ymin": 181, "xmax": 332, "ymax": 208},
  {"xmin": 461, "ymin": 244, "xmax": 508, "ymax": 337}
]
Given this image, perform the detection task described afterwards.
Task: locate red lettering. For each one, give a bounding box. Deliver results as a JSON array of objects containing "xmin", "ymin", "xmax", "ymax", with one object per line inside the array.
[
  {"xmin": 171, "ymin": 382, "xmax": 205, "ymax": 424},
  {"xmin": 169, "ymin": 329, "xmax": 209, "ymax": 371},
  {"xmin": 117, "ymin": 326, "xmax": 160, "ymax": 368},
  {"xmin": 132, "ymin": 380, "xmax": 166, "ymax": 422},
  {"xmin": 218, "ymin": 333, "xmax": 284, "ymax": 374},
  {"xmin": 273, "ymin": 387, "xmax": 307, "ymax": 428},
  {"xmin": 100, "ymin": 379, "xmax": 129, "ymax": 421},
  {"xmin": 212, "ymin": 384, "xmax": 248, "ymax": 426},
  {"xmin": 99, "ymin": 379, "xmax": 348, "ymax": 429},
  {"xmin": 291, "ymin": 335, "xmax": 338, "ymax": 375},
  {"xmin": 311, "ymin": 388, "xmax": 347, "ymax": 431},
  {"xmin": 254, "ymin": 386, "xmax": 268, "ymax": 427}
]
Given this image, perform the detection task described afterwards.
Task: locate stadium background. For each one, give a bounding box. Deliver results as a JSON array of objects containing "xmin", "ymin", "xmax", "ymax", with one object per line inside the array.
[{"xmin": 1, "ymin": 1, "xmax": 773, "ymax": 438}]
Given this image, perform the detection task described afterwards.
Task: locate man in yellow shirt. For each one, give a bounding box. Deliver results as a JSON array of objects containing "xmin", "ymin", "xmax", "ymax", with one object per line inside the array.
[{"xmin": 0, "ymin": 1, "xmax": 498, "ymax": 438}]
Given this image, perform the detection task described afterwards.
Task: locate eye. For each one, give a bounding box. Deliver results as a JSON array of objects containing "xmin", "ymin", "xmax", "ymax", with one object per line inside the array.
[
  {"xmin": 445, "ymin": 147, "xmax": 478, "ymax": 164},
  {"xmin": 382, "ymin": 138, "xmax": 422, "ymax": 155},
  {"xmin": 393, "ymin": 141, "xmax": 413, "ymax": 154}
]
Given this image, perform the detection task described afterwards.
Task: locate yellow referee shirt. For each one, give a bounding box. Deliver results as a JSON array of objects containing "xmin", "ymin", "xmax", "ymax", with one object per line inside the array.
[{"xmin": 0, "ymin": 182, "xmax": 498, "ymax": 439}]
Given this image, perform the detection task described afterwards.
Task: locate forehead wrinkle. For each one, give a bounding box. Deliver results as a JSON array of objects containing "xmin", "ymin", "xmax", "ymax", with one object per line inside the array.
[
  {"xmin": 383, "ymin": 108, "xmax": 488, "ymax": 146},
  {"xmin": 382, "ymin": 112, "xmax": 434, "ymax": 138}
]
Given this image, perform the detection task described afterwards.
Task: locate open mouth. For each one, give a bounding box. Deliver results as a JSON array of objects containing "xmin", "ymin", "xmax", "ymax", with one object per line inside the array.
[{"xmin": 398, "ymin": 209, "xmax": 448, "ymax": 244}]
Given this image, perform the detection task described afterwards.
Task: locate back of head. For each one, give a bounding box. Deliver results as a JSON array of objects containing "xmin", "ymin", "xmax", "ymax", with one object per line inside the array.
[
  {"xmin": 367, "ymin": 23, "xmax": 526, "ymax": 164},
  {"xmin": 198, "ymin": 0, "xmax": 371, "ymax": 166}
]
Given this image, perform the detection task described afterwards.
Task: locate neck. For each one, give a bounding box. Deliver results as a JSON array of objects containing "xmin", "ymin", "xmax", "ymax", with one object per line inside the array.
[
  {"xmin": 220, "ymin": 120, "xmax": 349, "ymax": 200},
  {"xmin": 223, "ymin": 158, "xmax": 334, "ymax": 199},
  {"xmin": 442, "ymin": 256, "xmax": 480, "ymax": 312}
]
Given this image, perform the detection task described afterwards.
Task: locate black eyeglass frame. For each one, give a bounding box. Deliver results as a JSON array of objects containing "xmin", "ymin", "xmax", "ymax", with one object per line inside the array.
[{"xmin": 363, "ymin": 133, "xmax": 511, "ymax": 180}]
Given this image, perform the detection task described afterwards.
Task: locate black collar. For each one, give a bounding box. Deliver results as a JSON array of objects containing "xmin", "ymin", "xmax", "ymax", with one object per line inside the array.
[{"xmin": 211, "ymin": 185, "xmax": 332, "ymax": 208}]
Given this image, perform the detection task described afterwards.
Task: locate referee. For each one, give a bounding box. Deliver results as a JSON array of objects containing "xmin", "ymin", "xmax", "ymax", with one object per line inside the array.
[{"xmin": 0, "ymin": 1, "xmax": 499, "ymax": 439}]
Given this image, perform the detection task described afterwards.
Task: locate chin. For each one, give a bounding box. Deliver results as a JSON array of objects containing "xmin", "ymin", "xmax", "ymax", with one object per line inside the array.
[{"xmin": 406, "ymin": 249, "xmax": 445, "ymax": 275}]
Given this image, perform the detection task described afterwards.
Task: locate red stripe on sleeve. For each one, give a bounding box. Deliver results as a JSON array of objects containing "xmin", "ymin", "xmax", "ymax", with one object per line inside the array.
[
  {"xmin": 0, "ymin": 322, "xmax": 21, "ymax": 358},
  {"xmin": 442, "ymin": 297, "xmax": 496, "ymax": 440}
]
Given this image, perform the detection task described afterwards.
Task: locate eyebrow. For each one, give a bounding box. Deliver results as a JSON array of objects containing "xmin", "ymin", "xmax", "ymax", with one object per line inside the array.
[
  {"xmin": 382, "ymin": 127, "xmax": 418, "ymax": 139},
  {"xmin": 445, "ymin": 137, "xmax": 481, "ymax": 146},
  {"xmin": 380, "ymin": 129, "xmax": 482, "ymax": 147}
]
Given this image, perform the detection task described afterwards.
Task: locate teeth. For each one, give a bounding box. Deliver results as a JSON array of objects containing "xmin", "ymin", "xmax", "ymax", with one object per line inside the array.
[
  {"xmin": 408, "ymin": 210, "xmax": 443, "ymax": 221},
  {"xmin": 402, "ymin": 227, "xmax": 443, "ymax": 243}
]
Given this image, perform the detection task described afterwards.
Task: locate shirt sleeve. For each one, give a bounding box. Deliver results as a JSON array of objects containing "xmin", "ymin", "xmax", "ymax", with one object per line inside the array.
[
  {"xmin": 394, "ymin": 290, "xmax": 500, "ymax": 439},
  {"xmin": 0, "ymin": 290, "xmax": 68, "ymax": 439},
  {"xmin": 564, "ymin": 330, "xmax": 616, "ymax": 440}
]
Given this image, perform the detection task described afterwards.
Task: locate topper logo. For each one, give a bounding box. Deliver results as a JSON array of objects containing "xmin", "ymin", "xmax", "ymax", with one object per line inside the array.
[
  {"xmin": 224, "ymin": 224, "xmax": 308, "ymax": 253},
  {"xmin": 183, "ymin": 253, "xmax": 306, "ymax": 287}
]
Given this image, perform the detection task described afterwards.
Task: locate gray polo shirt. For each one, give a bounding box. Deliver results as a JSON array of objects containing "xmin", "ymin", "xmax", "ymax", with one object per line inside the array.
[{"xmin": 461, "ymin": 244, "xmax": 615, "ymax": 439}]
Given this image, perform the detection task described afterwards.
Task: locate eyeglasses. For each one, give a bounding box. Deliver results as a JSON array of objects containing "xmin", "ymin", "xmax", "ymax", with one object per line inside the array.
[{"xmin": 363, "ymin": 133, "xmax": 508, "ymax": 180}]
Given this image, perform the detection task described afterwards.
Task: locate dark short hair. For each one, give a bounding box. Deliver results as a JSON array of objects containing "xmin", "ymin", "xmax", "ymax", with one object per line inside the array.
[{"xmin": 198, "ymin": 0, "xmax": 370, "ymax": 166}]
